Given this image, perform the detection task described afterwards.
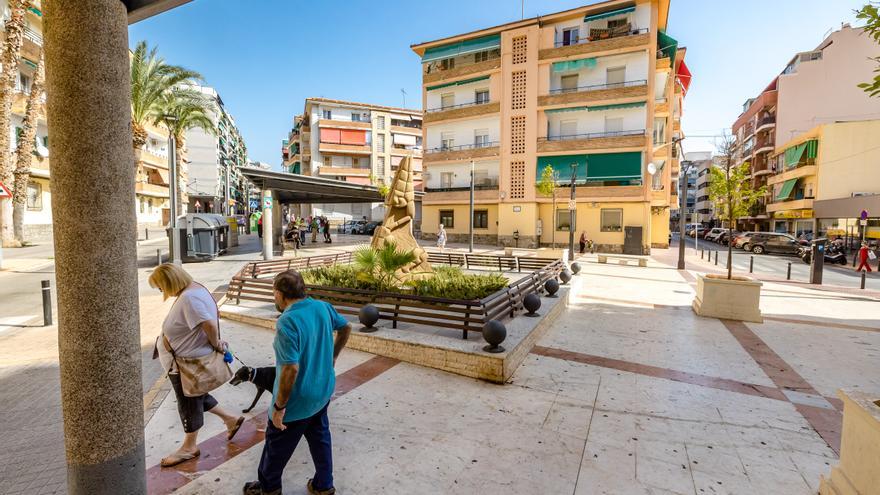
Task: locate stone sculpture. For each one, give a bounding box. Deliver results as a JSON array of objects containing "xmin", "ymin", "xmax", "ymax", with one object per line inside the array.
[{"xmin": 371, "ymin": 155, "xmax": 433, "ymax": 279}]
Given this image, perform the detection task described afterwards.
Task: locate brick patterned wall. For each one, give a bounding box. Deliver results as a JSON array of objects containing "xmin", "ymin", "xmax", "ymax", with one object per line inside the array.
[
  {"xmin": 511, "ymin": 71, "xmax": 527, "ymax": 110},
  {"xmin": 512, "ymin": 35, "xmax": 528, "ymax": 65},
  {"xmin": 510, "ymin": 115, "xmax": 526, "ymax": 154},
  {"xmin": 509, "ymin": 161, "xmax": 526, "ymax": 199}
]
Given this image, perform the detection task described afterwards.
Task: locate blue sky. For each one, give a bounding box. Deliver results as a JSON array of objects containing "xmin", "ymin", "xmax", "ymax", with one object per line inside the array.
[{"xmin": 129, "ymin": 0, "xmax": 867, "ymax": 169}]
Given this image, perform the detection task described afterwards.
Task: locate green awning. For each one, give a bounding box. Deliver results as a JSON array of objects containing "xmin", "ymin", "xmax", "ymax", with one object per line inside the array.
[
  {"xmin": 28, "ymin": 6, "xmax": 41, "ymax": 16},
  {"xmin": 422, "ymin": 34, "xmax": 501, "ymax": 63},
  {"xmin": 545, "ymin": 101, "xmax": 645, "ymax": 114},
  {"xmin": 426, "ymin": 75, "xmax": 490, "ymax": 92},
  {"xmin": 537, "ymin": 152, "xmax": 643, "ymax": 182},
  {"xmin": 552, "ymin": 58, "xmax": 597, "ymax": 73},
  {"xmin": 23, "ymin": 58, "xmax": 37, "ymax": 69},
  {"xmin": 776, "ymin": 179, "xmax": 798, "ymax": 201},
  {"xmin": 584, "ymin": 6, "xmax": 635, "ymax": 22},
  {"xmin": 783, "ymin": 139, "xmax": 818, "ymax": 167},
  {"xmin": 657, "ymin": 30, "xmax": 678, "ymax": 65},
  {"xmin": 290, "ymin": 163, "xmax": 301, "ymax": 175}
]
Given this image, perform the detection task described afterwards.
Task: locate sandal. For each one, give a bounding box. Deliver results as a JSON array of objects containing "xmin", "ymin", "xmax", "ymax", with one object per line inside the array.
[
  {"xmin": 228, "ymin": 416, "xmax": 245, "ymax": 441},
  {"xmin": 160, "ymin": 449, "xmax": 200, "ymax": 467}
]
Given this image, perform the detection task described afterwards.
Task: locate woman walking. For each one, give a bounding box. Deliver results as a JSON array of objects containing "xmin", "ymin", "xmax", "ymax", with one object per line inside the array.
[
  {"xmin": 150, "ymin": 263, "xmax": 244, "ymax": 467},
  {"xmin": 856, "ymin": 242, "xmax": 873, "ymax": 272},
  {"xmin": 437, "ymin": 223, "xmax": 447, "ymax": 251},
  {"xmin": 579, "ymin": 231, "xmax": 588, "ymax": 254}
]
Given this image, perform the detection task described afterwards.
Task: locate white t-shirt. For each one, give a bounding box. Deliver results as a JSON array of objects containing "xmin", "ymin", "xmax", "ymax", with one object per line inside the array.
[{"xmin": 157, "ymin": 284, "xmax": 218, "ymax": 372}]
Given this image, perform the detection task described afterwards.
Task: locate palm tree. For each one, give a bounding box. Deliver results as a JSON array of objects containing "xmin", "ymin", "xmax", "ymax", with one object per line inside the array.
[
  {"xmin": 354, "ymin": 241, "xmax": 417, "ymax": 291},
  {"xmin": 12, "ymin": 52, "xmax": 43, "ymax": 243},
  {"xmin": 155, "ymin": 88, "xmax": 216, "ymax": 215},
  {"xmin": 0, "ymin": 0, "xmax": 28, "ymax": 247}
]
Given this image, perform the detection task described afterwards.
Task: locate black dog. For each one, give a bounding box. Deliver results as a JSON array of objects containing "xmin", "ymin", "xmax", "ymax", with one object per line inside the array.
[{"xmin": 229, "ymin": 365, "xmax": 276, "ymax": 413}]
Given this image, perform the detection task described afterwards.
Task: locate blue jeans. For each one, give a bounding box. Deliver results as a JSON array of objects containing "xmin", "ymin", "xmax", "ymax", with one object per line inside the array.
[{"xmin": 258, "ymin": 402, "xmax": 333, "ymax": 492}]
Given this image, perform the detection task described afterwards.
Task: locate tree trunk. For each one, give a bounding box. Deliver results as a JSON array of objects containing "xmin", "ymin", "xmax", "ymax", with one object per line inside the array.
[
  {"xmin": 12, "ymin": 53, "xmax": 43, "ymax": 244},
  {"xmin": 0, "ymin": 0, "xmax": 28, "ymax": 247},
  {"xmin": 176, "ymin": 134, "xmax": 188, "ymax": 216},
  {"xmin": 551, "ymin": 190, "xmax": 557, "ymax": 249}
]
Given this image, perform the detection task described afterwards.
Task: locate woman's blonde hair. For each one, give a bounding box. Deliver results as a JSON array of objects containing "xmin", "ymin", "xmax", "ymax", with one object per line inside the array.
[{"xmin": 149, "ymin": 263, "xmax": 193, "ymax": 300}]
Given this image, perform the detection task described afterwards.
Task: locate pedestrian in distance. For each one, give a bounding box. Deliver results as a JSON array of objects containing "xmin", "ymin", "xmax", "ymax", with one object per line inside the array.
[
  {"xmin": 323, "ymin": 217, "xmax": 332, "ymax": 243},
  {"xmin": 299, "ymin": 219, "xmax": 307, "ymax": 246},
  {"xmin": 856, "ymin": 241, "xmax": 874, "ymax": 272},
  {"xmin": 579, "ymin": 231, "xmax": 588, "ymax": 254},
  {"xmin": 437, "ymin": 223, "xmax": 447, "ymax": 251},
  {"xmin": 150, "ymin": 263, "xmax": 244, "ymax": 467},
  {"xmin": 311, "ymin": 217, "xmax": 319, "ymax": 243},
  {"xmin": 243, "ymin": 271, "xmax": 352, "ymax": 495}
]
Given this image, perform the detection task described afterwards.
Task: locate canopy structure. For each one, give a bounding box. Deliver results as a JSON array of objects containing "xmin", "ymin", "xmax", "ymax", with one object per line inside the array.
[
  {"xmin": 776, "ymin": 178, "xmax": 798, "ymax": 201},
  {"xmin": 240, "ymin": 168, "xmax": 390, "ymax": 204},
  {"xmin": 537, "ymin": 152, "xmax": 643, "ymax": 183},
  {"xmin": 783, "ymin": 139, "xmax": 818, "ymax": 167},
  {"xmin": 125, "ymin": 0, "xmax": 192, "ymax": 23},
  {"xmin": 657, "ymin": 30, "xmax": 678, "ymax": 65},
  {"xmin": 584, "ymin": 6, "xmax": 635, "ymax": 22},
  {"xmin": 421, "ymin": 34, "xmax": 501, "ymax": 63},
  {"xmin": 676, "ymin": 59, "xmax": 692, "ymax": 96}
]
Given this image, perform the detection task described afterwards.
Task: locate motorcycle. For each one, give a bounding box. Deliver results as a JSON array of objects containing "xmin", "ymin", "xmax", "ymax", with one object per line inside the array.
[{"xmin": 799, "ymin": 243, "xmax": 847, "ymax": 265}]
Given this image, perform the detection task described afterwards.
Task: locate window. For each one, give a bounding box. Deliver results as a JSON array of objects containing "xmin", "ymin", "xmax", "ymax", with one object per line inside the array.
[
  {"xmin": 377, "ymin": 116, "xmax": 385, "ymax": 130},
  {"xmin": 600, "ymin": 209, "xmax": 623, "ymax": 232},
  {"xmin": 473, "ymin": 210, "xmax": 488, "ymax": 229},
  {"xmin": 441, "ymin": 132, "xmax": 455, "ymax": 150},
  {"xmin": 560, "ymin": 120, "xmax": 578, "ymax": 138},
  {"xmin": 556, "ymin": 209, "xmax": 574, "ymax": 231},
  {"xmin": 322, "ymin": 109, "xmax": 332, "ymax": 119},
  {"xmin": 474, "ymin": 169, "xmax": 489, "ymax": 186},
  {"xmin": 440, "ymin": 58, "xmax": 455, "ymax": 70},
  {"xmin": 377, "ymin": 156, "xmax": 385, "ymax": 174},
  {"xmin": 441, "ymin": 93, "xmax": 455, "ymax": 109},
  {"xmin": 606, "ymin": 66, "xmax": 625, "ymax": 86},
  {"xmin": 26, "ymin": 181, "xmax": 41, "ymax": 210},
  {"xmin": 352, "ymin": 157, "xmax": 359, "ymax": 168},
  {"xmin": 653, "ymin": 117, "xmax": 666, "ymax": 146},
  {"xmin": 474, "ymin": 129, "xmax": 489, "ymax": 148},
  {"xmin": 474, "ymin": 50, "xmax": 489, "ymax": 63},
  {"xmin": 605, "ymin": 117, "xmax": 623, "ymax": 133},
  {"xmin": 561, "ymin": 74, "xmax": 579, "ymax": 92},
  {"xmin": 562, "ymin": 27, "xmax": 580, "ymax": 46},
  {"xmin": 440, "ymin": 172, "xmax": 454, "ymax": 188},
  {"xmin": 17, "ymin": 73, "xmax": 31, "ymax": 94},
  {"xmin": 377, "ymin": 134, "xmax": 385, "ymax": 152},
  {"xmin": 323, "ymin": 156, "xmax": 332, "ymax": 168},
  {"xmin": 439, "ymin": 210, "xmax": 454, "ymax": 228},
  {"xmin": 475, "ymin": 89, "xmax": 489, "ymax": 104},
  {"xmin": 351, "ymin": 113, "xmax": 361, "ymax": 122}
]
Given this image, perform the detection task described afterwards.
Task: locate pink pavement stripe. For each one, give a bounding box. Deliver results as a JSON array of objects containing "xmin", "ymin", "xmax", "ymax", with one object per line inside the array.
[
  {"xmin": 146, "ymin": 355, "xmax": 399, "ymax": 495},
  {"xmin": 531, "ymin": 345, "xmax": 788, "ymax": 402}
]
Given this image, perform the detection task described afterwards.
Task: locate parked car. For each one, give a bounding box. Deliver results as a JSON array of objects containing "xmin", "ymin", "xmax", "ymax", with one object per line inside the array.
[
  {"xmin": 337, "ymin": 220, "xmax": 364, "ymax": 235},
  {"xmin": 362, "ymin": 221, "xmax": 380, "ymax": 236},
  {"xmin": 748, "ymin": 233, "xmax": 799, "ymax": 255},
  {"xmin": 687, "ymin": 226, "xmax": 705, "ymax": 238},
  {"xmin": 717, "ymin": 230, "xmax": 741, "ymax": 246},
  {"xmin": 733, "ymin": 232, "xmax": 760, "ymax": 250},
  {"xmin": 704, "ymin": 228, "xmax": 726, "ymax": 243}
]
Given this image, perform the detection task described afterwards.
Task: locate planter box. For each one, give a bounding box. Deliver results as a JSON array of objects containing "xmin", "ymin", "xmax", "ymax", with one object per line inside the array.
[
  {"xmin": 536, "ymin": 248, "xmax": 568, "ymax": 260},
  {"xmin": 692, "ymin": 273, "xmax": 762, "ymax": 322},
  {"xmin": 820, "ymin": 389, "xmax": 880, "ymax": 495}
]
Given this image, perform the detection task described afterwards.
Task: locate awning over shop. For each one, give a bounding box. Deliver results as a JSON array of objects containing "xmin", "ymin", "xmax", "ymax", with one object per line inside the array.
[
  {"xmin": 657, "ymin": 30, "xmax": 678, "ymax": 65},
  {"xmin": 776, "ymin": 178, "xmax": 798, "ymax": 201},
  {"xmin": 552, "ymin": 57, "xmax": 597, "ymax": 73},
  {"xmin": 676, "ymin": 59, "xmax": 692, "ymax": 96},
  {"xmin": 584, "ymin": 6, "xmax": 635, "ymax": 22},
  {"xmin": 545, "ymin": 101, "xmax": 645, "ymax": 114},
  {"xmin": 783, "ymin": 139, "xmax": 818, "ymax": 167},
  {"xmin": 392, "ymin": 133, "xmax": 417, "ymax": 146},
  {"xmin": 422, "ymin": 34, "xmax": 501, "ymax": 63},
  {"xmin": 537, "ymin": 152, "xmax": 642, "ymax": 182},
  {"xmin": 426, "ymin": 75, "xmax": 490, "ymax": 92}
]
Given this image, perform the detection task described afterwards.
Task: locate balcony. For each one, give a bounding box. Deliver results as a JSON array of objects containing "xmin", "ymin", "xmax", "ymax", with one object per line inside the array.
[
  {"xmin": 317, "ymin": 166, "xmax": 371, "ymax": 178},
  {"xmin": 318, "ymin": 142, "xmax": 371, "ymax": 155},
  {"xmin": 424, "ymin": 101, "xmax": 500, "ymax": 124},
  {"xmin": 424, "ymin": 185, "xmax": 500, "ymax": 203},
  {"xmin": 540, "ymin": 30, "xmax": 649, "ymax": 61},
  {"xmin": 135, "ymin": 182, "xmax": 169, "ymax": 197},
  {"xmin": 538, "ymin": 129, "xmax": 646, "ymax": 153},
  {"xmin": 423, "ymin": 57, "xmax": 501, "ymax": 85},
  {"xmin": 767, "ymin": 164, "xmax": 817, "ymax": 185},
  {"xmin": 424, "ymin": 142, "xmax": 500, "ymax": 163},
  {"xmin": 317, "ymin": 119, "xmax": 371, "ymax": 130},
  {"xmin": 754, "ymin": 141, "xmax": 774, "ymax": 155},
  {"xmin": 136, "ymin": 149, "xmax": 168, "ymax": 168},
  {"xmin": 390, "ymin": 124, "xmax": 422, "ymax": 135},
  {"xmin": 756, "ymin": 116, "xmax": 776, "ymax": 133},
  {"xmin": 766, "ymin": 198, "xmax": 814, "ymax": 213},
  {"xmin": 539, "ymin": 80, "xmax": 648, "ymax": 108}
]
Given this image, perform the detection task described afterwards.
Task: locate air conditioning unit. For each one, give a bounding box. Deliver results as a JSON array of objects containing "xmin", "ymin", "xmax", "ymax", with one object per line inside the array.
[{"xmin": 851, "ymin": 192, "xmax": 878, "ymax": 198}]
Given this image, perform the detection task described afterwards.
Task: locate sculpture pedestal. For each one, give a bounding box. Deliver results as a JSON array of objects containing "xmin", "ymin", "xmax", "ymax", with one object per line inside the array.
[{"xmin": 819, "ymin": 389, "xmax": 880, "ymax": 495}]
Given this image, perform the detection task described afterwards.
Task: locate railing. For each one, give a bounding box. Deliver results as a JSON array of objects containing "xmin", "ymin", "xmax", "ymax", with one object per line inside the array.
[
  {"xmin": 539, "ymin": 129, "xmax": 645, "ymax": 142},
  {"xmin": 426, "ymin": 141, "xmax": 499, "ymax": 153},
  {"xmin": 757, "ymin": 116, "xmax": 776, "ymax": 128},
  {"xmin": 426, "ymin": 183, "xmax": 499, "ymax": 192},
  {"xmin": 23, "ymin": 26, "xmax": 42, "ymax": 46},
  {"xmin": 426, "ymin": 100, "xmax": 492, "ymax": 113},
  {"xmin": 423, "ymin": 50, "xmax": 501, "ymax": 75},
  {"xmin": 548, "ymin": 79, "xmax": 647, "ymax": 94},
  {"xmin": 554, "ymin": 27, "xmax": 648, "ymax": 47}
]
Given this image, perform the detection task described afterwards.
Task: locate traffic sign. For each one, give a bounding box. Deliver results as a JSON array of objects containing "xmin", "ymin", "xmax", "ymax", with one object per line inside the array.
[
  {"xmin": 263, "ymin": 197, "xmax": 272, "ymax": 209},
  {"xmin": 567, "ymin": 200, "xmax": 577, "ymax": 210},
  {"xmin": 0, "ymin": 181, "xmax": 11, "ymax": 198},
  {"xmin": 249, "ymin": 199, "xmax": 259, "ymax": 210},
  {"xmin": 860, "ymin": 209, "xmax": 869, "ymax": 220}
]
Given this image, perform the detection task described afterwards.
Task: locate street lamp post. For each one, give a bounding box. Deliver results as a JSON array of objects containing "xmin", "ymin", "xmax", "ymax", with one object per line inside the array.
[
  {"xmin": 469, "ymin": 160, "xmax": 474, "ymax": 253},
  {"xmin": 568, "ymin": 162, "xmax": 578, "ymax": 261},
  {"xmin": 674, "ymin": 138, "xmax": 688, "ymax": 270},
  {"xmin": 165, "ymin": 117, "xmax": 182, "ymax": 265}
]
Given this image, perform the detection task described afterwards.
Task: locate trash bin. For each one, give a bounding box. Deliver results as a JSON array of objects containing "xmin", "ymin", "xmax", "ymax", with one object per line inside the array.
[
  {"xmin": 226, "ymin": 216, "xmax": 240, "ymax": 248},
  {"xmin": 167, "ymin": 214, "xmax": 228, "ymax": 262}
]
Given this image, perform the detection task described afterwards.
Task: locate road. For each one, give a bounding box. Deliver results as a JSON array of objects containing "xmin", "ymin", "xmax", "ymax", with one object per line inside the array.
[{"xmin": 674, "ymin": 233, "xmax": 877, "ymax": 290}]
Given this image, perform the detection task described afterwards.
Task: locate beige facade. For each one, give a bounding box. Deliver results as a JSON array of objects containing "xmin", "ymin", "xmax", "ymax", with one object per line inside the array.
[{"xmin": 412, "ymin": 0, "xmax": 685, "ymax": 252}]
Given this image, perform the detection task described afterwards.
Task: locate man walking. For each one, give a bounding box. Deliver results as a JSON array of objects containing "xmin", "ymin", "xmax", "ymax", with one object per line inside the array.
[{"xmin": 243, "ymin": 271, "xmax": 352, "ymax": 495}]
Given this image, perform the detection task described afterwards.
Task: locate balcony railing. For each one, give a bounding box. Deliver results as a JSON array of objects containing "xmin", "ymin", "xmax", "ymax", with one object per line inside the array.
[
  {"xmin": 539, "ymin": 129, "xmax": 645, "ymax": 142},
  {"xmin": 548, "ymin": 79, "xmax": 647, "ymax": 95},
  {"xmin": 756, "ymin": 116, "xmax": 776, "ymax": 129},
  {"xmin": 423, "ymin": 50, "xmax": 501, "ymax": 75},
  {"xmin": 426, "ymin": 99, "xmax": 492, "ymax": 113},
  {"xmin": 23, "ymin": 26, "xmax": 42, "ymax": 46},
  {"xmin": 554, "ymin": 27, "xmax": 648, "ymax": 47},
  {"xmin": 426, "ymin": 141, "xmax": 499, "ymax": 153},
  {"xmin": 427, "ymin": 182, "xmax": 499, "ymax": 192}
]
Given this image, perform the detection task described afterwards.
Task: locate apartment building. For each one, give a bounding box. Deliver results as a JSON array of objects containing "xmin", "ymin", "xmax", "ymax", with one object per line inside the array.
[
  {"xmin": 732, "ymin": 24, "xmax": 880, "ymax": 233},
  {"xmin": 766, "ymin": 120, "xmax": 880, "ymax": 241},
  {"xmin": 185, "ymin": 85, "xmax": 249, "ymax": 215},
  {"xmin": 411, "ymin": 0, "xmax": 688, "ymax": 253},
  {"xmin": 283, "ymin": 98, "xmax": 423, "ymax": 222},
  {"xmin": 680, "ymin": 151, "xmax": 714, "ymax": 226}
]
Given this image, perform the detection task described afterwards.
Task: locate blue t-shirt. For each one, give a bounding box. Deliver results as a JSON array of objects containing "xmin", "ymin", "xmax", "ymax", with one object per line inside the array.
[{"xmin": 272, "ymin": 297, "xmax": 349, "ymax": 422}]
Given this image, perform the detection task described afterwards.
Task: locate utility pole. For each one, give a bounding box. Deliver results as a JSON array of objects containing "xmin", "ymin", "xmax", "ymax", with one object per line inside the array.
[
  {"xmin": 675, "ymin": 138, "xmax": 688, "ymax": 270},
  {"xmin": 469, "ymin": 160, "xmax": 474, "ymax": 253},
  {"xmin": 568, "ymin": 161, "xmax": 578, "ymax": 261}
]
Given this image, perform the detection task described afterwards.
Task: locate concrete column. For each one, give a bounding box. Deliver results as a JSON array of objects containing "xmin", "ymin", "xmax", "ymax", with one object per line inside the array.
[
  {"xmin": 44, "ymin": 1, "xmax": 146, "ymax": 493},
  {"xmin": 262, "ymin": 189, "xmax": 273, "ymax": 260}
]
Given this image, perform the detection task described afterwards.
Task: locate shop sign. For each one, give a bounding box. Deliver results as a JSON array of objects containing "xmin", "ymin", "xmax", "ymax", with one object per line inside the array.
[{"xmin": 773, "ymin": 209, "xmax": 814, "ymax": 219}]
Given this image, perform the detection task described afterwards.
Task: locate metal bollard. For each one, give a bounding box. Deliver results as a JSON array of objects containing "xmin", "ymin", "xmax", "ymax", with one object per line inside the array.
[
  {"xmin": 787, "ymin": 262, "xmax": 791, "ymax": 280},
  {"xmin": 157, "ymin": 249, "xmax": 163, "ymax": 266},
  {"xmin": 41, "ymin": 280, "xmax": 52, "ymax": 326},
  {"xmin": 749, "ymin": 256, "xmax": 754, "ymax": 273},
  {"xmin": 861, "ymin": 271, "xmax": 866, "ymax": 290},
  {"xmin": 714, "ymin": 251, "xmax": 718, "ymax": 265},
  {"xmin": 145, "ymin": 227, "xmax": 149, "ymax": 240}
]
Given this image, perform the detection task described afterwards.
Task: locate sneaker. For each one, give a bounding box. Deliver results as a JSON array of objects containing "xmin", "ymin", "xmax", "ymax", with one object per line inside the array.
[
  {"xmin": 242, "ymin": 481, "xmax": 281, "ymax": 495},
  {"xmin": 307, "ymin": 478, "xmax": 336, "ymax": 495}
]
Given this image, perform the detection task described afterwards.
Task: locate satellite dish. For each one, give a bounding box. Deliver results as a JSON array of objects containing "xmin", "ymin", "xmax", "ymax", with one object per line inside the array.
[{"xmin": 647, "ymin": 162, "xmax": 657, "ymax": 175}]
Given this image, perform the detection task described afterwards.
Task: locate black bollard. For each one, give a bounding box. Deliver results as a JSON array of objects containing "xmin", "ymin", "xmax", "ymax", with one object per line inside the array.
[
  {"xmin": 157, "ymin": 249, "xmax": 163, "ymax": 266},
  {"xmin": 701, "ymin": 249, "xmax": 704, "ymax": 260},
  {"xmin": 749, "ymin": 256, "xmax": 754, "ymax": 273},
  {"xmin": 787, "ymin": 262, "xmax": 791, "ymax": 280},
  {"xmin": 861, "ymin": 271, "xmax": 866, "ymax": 290},
  {"xmin": 714, "ymin": 251, "xmax": 718, "ymax": 265},
  {"xmin": 41, "ymin": 280, "xmax": 52, "ymax": 326}
]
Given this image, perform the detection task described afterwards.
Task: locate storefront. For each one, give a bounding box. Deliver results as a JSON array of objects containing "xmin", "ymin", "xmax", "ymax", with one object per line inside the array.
[
  {"xmin": 771, "ymin": 209, "xmax": 814, "ymax": 236},
  {"xmin": 814, "ymin": 195, "xmax": 880, "ymax": 249}
]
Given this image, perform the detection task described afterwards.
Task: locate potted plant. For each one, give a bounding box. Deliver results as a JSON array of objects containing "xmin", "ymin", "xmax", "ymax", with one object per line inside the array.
[{"xmin": 692, "ymin": 135, "xmax": 767, "ymax": 322}]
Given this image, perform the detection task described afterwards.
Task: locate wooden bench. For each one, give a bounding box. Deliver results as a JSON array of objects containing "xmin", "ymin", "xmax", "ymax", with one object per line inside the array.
[{"xmin": 597, "ymin": 255, "xmax": 647, "ymax": 267}]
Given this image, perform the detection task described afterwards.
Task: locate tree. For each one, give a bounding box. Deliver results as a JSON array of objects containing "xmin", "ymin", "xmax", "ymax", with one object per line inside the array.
[
  {"xmin": 12, "ymin": 53, "xmax": 43, "ymax": 243},
  {"xmin": 535, "ymin": 165, "xmax": 560, "ymax": 248},
  {"xmin": 0, "ymin": 0, "xmax": 28, "ymax": 247},
  {"xmin": 155, "ymin": 87, "xmax": 216, "ymax": 216},
  {"xmin": 856, "ymin": 3, "xmax": 880, "ymax": 97},
  {"xmin": 708, "ymin": 136, "xmax": 767, "ymax": 279}
]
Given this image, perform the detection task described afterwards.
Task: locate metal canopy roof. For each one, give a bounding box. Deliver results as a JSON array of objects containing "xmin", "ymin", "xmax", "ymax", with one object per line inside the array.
[
  {"xmin": 124, "ymin": 0, "xmax": 192, "ymax": 24},
  {"xmin": 240, "ymin": 168, "xmax": 390, "ymax": 204}
]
